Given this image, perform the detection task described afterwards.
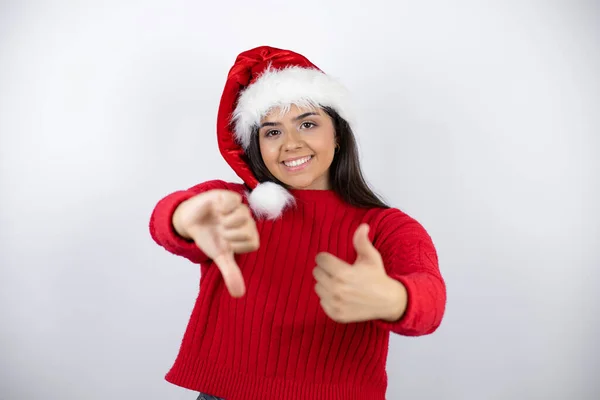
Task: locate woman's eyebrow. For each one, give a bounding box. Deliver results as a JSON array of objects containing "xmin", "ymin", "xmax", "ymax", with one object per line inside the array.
[
  {"xmin": 293, "ymin": 112, "xmax": 319, "ymax": 121},
  {"xmin": 259, "ymin": 112, "xmax": 319, "ymax": 129}
]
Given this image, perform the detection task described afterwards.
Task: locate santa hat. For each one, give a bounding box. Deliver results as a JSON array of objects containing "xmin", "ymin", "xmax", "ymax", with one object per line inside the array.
[{"xmin": 216, "ymin": 46, "xmax": 353, "ymax": 219}]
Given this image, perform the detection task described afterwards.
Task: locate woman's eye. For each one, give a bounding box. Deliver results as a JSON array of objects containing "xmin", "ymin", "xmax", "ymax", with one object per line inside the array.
[
  {"xmin": 301, "ymin": 122, "xmax": 316, "ymax": 129},
  {"xmin": 266, "ymin": 130, "xmax": 281, "ymax": 137}
]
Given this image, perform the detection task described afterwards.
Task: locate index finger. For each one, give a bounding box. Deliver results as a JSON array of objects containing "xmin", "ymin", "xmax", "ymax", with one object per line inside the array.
[
  {"xmin": 213, "ymin": 252, "xmax": 246, "ymax": 298},
  {"xmin": 217, "ymin": 191, "xmax": 243, "ymax": 216},
  {"xmin": 315, "ymin": 252, "xmax": 349, "ymax": 278}
]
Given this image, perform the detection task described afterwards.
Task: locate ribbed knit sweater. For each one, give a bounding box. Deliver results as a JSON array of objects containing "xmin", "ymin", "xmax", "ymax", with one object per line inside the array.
[{"xmin": 149, "ymin": 180, "xmax": 446, "ymax": 400}]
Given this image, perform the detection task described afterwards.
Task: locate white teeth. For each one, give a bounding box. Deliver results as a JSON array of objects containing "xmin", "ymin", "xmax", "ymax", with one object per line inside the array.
[{"xmin": 284, "ymin": 156, "xmax": 311, "ymax": 167}]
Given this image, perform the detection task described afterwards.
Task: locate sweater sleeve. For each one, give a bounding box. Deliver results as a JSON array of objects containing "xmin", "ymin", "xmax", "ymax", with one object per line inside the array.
[
  {"xmin": 371, "ymin": 209, "xmax": 447, "ymax": 336},
  {"xmin": 148, "ymin": 179, "xmax": 238, "ymax": 264}
]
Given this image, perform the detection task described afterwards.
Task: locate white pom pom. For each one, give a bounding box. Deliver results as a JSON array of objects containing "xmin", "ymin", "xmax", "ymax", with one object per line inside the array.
[{"xmin": 247, "ymin": 182, "xmax": 295, "ymax": 220}]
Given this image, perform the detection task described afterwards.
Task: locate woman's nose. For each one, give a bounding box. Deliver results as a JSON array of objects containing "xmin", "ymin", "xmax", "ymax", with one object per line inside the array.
[{"xmin": 283, "ymin": 130, "xmax": 303, "ymax": 150}]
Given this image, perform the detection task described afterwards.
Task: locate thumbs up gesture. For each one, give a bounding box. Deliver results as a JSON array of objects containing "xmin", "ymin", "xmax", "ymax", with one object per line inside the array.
[
  {"xmin": 313, "ymin": 224, "xmax": 408, "ymax": 323},
  {"xmin": 173, "ymin": 190, "xmax": 259, "ymax": 298}
]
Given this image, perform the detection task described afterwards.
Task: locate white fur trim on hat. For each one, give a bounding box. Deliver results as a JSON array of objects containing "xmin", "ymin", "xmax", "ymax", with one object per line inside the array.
[
  {"xmin": 247, "ymin": 181, "xmax": 295, "ymax": 220},
  {"xmin": 232, "ymin": 66, "xmax": 353, "ymax": 149}
]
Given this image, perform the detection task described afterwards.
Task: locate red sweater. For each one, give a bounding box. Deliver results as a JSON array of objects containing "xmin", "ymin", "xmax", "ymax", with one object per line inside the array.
[{"xmin": 149, "ymin": 180, "xmax": 446, "ymax": 400}]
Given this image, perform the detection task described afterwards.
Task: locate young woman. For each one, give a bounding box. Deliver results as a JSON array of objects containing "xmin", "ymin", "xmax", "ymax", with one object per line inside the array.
[{"xmin": 149, "ymin": 46, "xmax": 447, "ymax": 400}]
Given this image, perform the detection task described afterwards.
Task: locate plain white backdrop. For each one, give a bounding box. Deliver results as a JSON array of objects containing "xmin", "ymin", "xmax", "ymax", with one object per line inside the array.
[{"xmin": 1, "ymin": 1, "xmax": 598, "ymax": 399}]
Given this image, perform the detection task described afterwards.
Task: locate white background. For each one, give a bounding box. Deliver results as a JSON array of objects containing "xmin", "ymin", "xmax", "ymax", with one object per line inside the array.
[{"xmin": 1, "ymin": 1, "xmax": 598, "ymax": 399}]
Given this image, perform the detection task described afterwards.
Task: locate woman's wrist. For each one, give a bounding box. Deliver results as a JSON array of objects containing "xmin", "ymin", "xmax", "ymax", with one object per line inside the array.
[
  {"xmin": 380, "ymin": 278, "xmax": 408, "ymax": 322},
  {"xmin": 172, "ymin": 200, "xmax": 192, "ymax": 240}
]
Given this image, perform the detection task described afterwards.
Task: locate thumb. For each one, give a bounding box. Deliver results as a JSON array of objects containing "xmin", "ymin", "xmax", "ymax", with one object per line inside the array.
[
  {"xmin": 353, "ymin": 224, "xmax": 381, "ymax": 263},
  {"xmin": 213, "ymin": 251, "xmax": 246, "ymax": 298}
]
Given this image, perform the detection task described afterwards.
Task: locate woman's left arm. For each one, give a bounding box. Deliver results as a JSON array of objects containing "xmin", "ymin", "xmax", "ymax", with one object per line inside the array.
[
  {"xmin": 313, "ymin": 209, "xmax": 446, "ymax": 336},
  {"xmin": 370, "ymin": 209, "xmax": 447, "ymax": 336}
]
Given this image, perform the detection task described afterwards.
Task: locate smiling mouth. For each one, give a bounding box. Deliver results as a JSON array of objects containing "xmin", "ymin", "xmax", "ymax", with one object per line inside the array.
[{"xmin": 282, "ymin": 155, "xmax": 313, "ymax": 168}]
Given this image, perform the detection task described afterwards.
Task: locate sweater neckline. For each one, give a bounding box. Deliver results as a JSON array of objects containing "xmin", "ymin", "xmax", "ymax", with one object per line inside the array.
[{"xmin": 288, "ymin": 188, "xmax": 343, "ymax": 203}]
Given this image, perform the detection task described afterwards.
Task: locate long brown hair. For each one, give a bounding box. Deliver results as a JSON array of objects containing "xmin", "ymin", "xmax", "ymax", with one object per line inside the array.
[{"xmin": 243, "ymin": 106, "xmax": 389, "ymax": 209}]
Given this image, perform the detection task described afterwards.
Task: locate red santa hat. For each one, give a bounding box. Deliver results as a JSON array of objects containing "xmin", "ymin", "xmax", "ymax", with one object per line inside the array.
[{"xmin": 216, "ymin": 46, "xmax": 353, "ymax": 219}]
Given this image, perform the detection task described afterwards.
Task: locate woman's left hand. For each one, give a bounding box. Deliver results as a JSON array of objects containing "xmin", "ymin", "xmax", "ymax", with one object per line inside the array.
[{"xmin": 313, "ymin": 223, "xmax": 408, "ymax": 324}]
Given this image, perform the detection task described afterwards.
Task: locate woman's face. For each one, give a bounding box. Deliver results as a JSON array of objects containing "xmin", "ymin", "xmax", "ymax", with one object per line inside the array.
[{"xmin": 258, "ymin": 104, "xmax": 336, "ymax": 190}]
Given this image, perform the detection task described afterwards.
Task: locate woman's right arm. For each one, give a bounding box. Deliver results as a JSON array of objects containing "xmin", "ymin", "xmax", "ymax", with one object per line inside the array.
[{"xmin": 148, "ymin": 179, "xmax": 231, "ymax": 264}]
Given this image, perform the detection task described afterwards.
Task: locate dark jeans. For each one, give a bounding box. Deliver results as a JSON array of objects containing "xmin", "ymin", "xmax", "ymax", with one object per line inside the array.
[{"xmin": 196, "ymin": 393, "xmax": 224, "ymax": 400}]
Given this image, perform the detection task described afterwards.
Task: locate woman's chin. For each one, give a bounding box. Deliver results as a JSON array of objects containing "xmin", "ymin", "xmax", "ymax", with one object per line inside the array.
[
  {"xmin": 279, "ymin": 176, "xmax": 314, "ymax": 190},
  {"xmin": 282, "ymin": 177, "xmax": 330, "ymax": 190}
]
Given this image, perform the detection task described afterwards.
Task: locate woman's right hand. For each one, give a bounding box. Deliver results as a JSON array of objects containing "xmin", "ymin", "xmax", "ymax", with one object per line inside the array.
[{"xmin": 172, "ymin": 189, "xmax": 259, "ymax": 298}]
